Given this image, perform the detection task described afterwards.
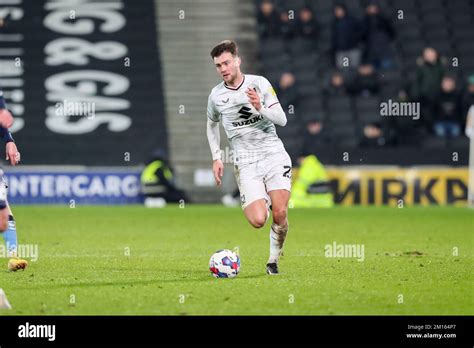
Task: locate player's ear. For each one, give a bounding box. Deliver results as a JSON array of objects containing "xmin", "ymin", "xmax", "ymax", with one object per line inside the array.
[{"xmin": 235, "ymin": 56, "xmax": 241, "ymax": 67}]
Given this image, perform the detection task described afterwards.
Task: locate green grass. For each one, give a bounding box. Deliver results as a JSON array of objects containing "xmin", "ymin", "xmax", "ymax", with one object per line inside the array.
[{"xmin": 0, "ymin": 205, "xmax": 472, "ymax": 315}]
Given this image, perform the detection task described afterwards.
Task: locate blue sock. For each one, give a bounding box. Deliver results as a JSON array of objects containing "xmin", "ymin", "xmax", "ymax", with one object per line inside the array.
[{"xmin": 2, "ymin": 215, "xmax": 17, "ymax": 257}]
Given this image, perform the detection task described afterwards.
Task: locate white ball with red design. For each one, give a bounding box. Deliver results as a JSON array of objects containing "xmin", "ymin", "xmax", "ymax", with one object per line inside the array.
[{"xmin": 209, "ymin": 249, "xmax": 240, "ymax": 278}]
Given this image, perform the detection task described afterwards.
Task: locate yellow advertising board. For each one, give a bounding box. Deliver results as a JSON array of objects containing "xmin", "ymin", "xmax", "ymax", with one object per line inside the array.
[{"xmin": 326, "ymin": 167, "xmax": 469, "ymax": 206}]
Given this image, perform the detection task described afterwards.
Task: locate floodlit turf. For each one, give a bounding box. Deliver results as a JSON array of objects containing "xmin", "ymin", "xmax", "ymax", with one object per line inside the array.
[{"xmin": 0, "ymin": 205, "xmax": 472, "ymax": 315}]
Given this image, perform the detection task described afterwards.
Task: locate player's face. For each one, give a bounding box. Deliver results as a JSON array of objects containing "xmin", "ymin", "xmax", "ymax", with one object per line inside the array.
[{"xmin": 214, "ymin": 52, "xmax": 241, "ymax": 84}]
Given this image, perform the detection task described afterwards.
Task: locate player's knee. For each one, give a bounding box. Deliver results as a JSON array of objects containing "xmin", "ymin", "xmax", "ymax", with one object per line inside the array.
[
  {"xmin": 248, "ymin": 214, "xmax": 266, "ymax": 229},
  {"xmin": 272, "ymin": 207, "xmax": 287, "ymax": 225}
]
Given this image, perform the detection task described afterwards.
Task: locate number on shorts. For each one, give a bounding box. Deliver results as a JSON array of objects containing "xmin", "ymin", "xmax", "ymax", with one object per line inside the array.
[{"xmin": 283, "ymin": 165, "xmax": 291, "ymax": 179}]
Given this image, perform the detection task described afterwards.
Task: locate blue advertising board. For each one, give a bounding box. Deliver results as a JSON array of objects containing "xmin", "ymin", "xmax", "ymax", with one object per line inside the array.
[{"xmin": 4, "ymin": 171, "xmax": 142, "ymax": 205}]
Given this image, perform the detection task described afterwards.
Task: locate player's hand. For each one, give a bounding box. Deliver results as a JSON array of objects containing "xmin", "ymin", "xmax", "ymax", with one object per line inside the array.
[
  {"xmin": 213, "ymin": 159, "xmax": 224, "ymax": 186},
  {"xmin": 0, "ymin": 109, "xmax": 13, "ymax": 129},
  {"xmin": 246, "ymin": 87, "xmax": 262, "ymax": 111},
  {"xmin": 6, "ymin": 142, "xmax": 20, "ymax": 166}
]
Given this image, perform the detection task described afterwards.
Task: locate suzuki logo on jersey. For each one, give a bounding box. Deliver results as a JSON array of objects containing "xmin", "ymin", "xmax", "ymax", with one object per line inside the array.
[
  {"xmin": 237, "ymin": 106, "xmax": 253, "ymax": 119},
  {"xmin": 232, "ymin": 106, "xmax": 264, "ymax": 127}
]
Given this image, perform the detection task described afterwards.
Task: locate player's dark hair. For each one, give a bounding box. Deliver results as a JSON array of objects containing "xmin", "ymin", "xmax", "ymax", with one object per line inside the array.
[{"xmin": 210, "ymin": 40, "xmax": 239, "ymax": 59}]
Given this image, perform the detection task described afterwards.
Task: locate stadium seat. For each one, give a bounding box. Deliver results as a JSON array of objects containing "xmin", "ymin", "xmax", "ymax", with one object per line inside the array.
[
  {"xmin": 327, "ymin": 96, "xmax": 352, "ymax": 112},
  {"xmin": 421, "ymin": 13, "xmax": 447, "ymax": 26},
  {"xmin": 299, "ymin": 97, "xmax": 324, "ymax": 113},
  {"xmin": 325, "ymin": 122, "xmax": 359, "ymax": 148},
  {"xmin": 419, "ymin": 0, "xmax": 445, "ymax": 12},
  {"xmin": 395, "ymin": 0, "xmax": 417, "ymax": 11},
  {"xmin": 288, "ymin": 37, "xmax": 317, "ymax": 55},
  {"xmin": 355, "ymin": 97, "xmax": 380, "ymax": 113},
  {"xmin": 423, "ymin": 28, "xmax": 450, "ymax": 42},
  {"xmin": 296, "ymin": 82, "xmax": 323, "ymax": 99},
  {"xmin": 260, "ymin": 38, "xmax": 287, "ymax": 56},
  {"xmin": 398, "ymin": 27, "xmax": 422, "ymax": 42},
  {"xmin": 357, "ymin": 112, "xmax": 383, "ymax": 125},
  {"xmin": 261, "ymin": 54, "xmax": 292, "ymax": 72},
  {"xmin": 326, "ymin": 109, "xmax": 355, "ymax": 123},
  {"xmin": 446, "ymin": 0, "xmax": 472, "ymax": 13},
  {"xmin": 448, "ymin": 13, "xmax": 473, "ymax": 26},
  {"xmin": 275, "ymin": 0, "xmax": 307, "ymax": 12},
  {"xmin": 453, "ymin": 27, "xmax": 474, "ymax": 42},
  {"xmin": 292, "ymin": 53, "xmax": 318, "ymax": 70},
  {"xmin": 294, "ymin": 69, "xmax": 318, "ymax": 85}
]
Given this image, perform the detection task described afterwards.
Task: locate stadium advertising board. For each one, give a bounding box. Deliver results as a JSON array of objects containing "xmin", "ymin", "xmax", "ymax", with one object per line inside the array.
[
  {"xmin": 1, "ymin": 0, "xmax": 167, "ymax": 165},
  {"xmin": 328, "ymin": 167, "xmax": 468, "ymax": 206},
  {"xmin": 5, "ymin": 171, "xmax": 141, "ymax": 204},
  {"xmin": 4, "ymin": 167, "xmax": 469, "ymax": 206}
]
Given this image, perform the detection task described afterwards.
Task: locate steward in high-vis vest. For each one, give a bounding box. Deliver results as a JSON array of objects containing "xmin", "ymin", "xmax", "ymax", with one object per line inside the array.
[
  {"xmin": 141, "ymin": 150, "xmax": 189, "ymax": 207},
  {"xmin": 290, "ymin": 155, "xmax": 334, "ymax": 208}
]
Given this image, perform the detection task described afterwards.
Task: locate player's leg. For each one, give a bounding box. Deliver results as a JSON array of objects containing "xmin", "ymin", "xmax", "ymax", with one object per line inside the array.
[
  {"xmin": 243, "ymin": 198, "xmax": 269, "ymax": 228},
  {"xmin": 235, "ymin": 162, "xmax": 269, "ymax": 229},
  {"xmin": 4, "ymin": 202, "xmax": 27, "ymax": 271},
  {"xmin": 0, "ymin": 177, "xmax": 28, "ymax": 272},
  {"xmin": 266, "ymin": 189, "xmax": 290, "ymax": 274},
  {"xmin": 264, "ymin": 151, "xmax": 292, "ymax": 275}
]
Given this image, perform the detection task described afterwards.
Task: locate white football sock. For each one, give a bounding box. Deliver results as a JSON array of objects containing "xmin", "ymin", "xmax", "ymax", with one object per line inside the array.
[{"xmin": 268, "ymin": 220, "xmax": 288, "ymax": 264}]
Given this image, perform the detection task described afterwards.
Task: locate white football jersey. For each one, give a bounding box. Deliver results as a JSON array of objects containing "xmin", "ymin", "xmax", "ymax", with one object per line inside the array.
[{"xmin": 207, "ymin": 74, "xmax": 286, "ymax": 164}]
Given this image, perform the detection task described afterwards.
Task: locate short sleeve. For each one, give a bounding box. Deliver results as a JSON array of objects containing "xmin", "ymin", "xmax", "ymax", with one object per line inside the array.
[
  {"xmin": 259, "ymin": 77, "xmax": 280, "ymax": 109},
  {"xmin": 207, "ymin": 94, "xmax": 220, "ymax": 122}
]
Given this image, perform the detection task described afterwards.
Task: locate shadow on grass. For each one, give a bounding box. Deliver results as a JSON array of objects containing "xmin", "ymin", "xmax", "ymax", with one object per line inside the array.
[{"xmin": 12, "ymin": 270, "xmax": 269, "ymax": 291}]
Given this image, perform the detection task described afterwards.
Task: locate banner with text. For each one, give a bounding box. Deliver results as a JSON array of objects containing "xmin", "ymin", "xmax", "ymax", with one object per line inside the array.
[
  {"xmin": 327, "ymin": 167, "xmax": 468, "ymax": 206},
  {"xmin": 5, "ymin": 171, "xmax": 141, "ymax": 204},
  {"xmin": 0, "ymin": 0, "xmax": 167, "ymax": 165}
]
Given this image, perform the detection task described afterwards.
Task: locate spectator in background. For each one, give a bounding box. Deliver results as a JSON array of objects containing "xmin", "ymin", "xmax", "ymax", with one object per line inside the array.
[
  {"xmin": 331, "ymin": 4, "xmax": 362, "ymax": 69},
  {"xmin": 302, "ymin": 118, "xmax": 329, "ymax": 155},
  {"xmin": 410, "ymin": 47, "xmax": 445, "ymax": 128},
  {"xmin": 348, "ymin": 64, "xmax": 380, "ymax": 96},
  {"xmin": 432, "ymin": 76, "xmax": 462, "ymax": 138},
  {"xmin": 277, "ymin": 72, "xmax": 297, "ymax": 110},
  {"xmin": 295, "ymin": 7, "xmax": 319, "ymax": 40},
  {"xmin": 461, "ymin": 74, "xmax": 474, "ymax": 118},
  {"xmin": 279, "ymin": 10, "xmax": 295, "ymax": 39},
  {"xmin": 362, "ymin": 2, "xmax": 396, "ymax": 69},
  {"xmin": 141, "ymin": 149, "xmax": 189, "ymax": 208},
  {"xmin": 324, "ymin": 71, "xmax": 349, "ymax": 96},
  {"xmin": 257, "ymin": 0, "xmax": 281, "ymax": 38},
  {"xmin": 359, "ymin": 122, "xmax": 394, "ymax": 147}
]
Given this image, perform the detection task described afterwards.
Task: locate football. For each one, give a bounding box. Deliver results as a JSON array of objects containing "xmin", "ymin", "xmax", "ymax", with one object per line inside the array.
[{"xmin": 209, "ymin": 249, "xmax": 240, "ymax": 278}]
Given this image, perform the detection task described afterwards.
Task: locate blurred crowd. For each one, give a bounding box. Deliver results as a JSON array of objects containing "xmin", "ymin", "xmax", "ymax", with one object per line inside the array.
[{"xmin": 256, "ymin": 0, "xmax": 473, "ymax": 156}]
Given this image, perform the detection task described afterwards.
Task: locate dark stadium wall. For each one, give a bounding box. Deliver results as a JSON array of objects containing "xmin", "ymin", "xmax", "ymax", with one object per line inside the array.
[{"xmin": 2, "ymin": 0, "xmax": 168, "ymax": 165}]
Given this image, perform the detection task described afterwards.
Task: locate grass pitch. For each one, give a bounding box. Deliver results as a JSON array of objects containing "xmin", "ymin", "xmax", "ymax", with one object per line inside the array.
[{"xmin": 0, "ymin": 205, "xmax": 472, "ymax": 315}]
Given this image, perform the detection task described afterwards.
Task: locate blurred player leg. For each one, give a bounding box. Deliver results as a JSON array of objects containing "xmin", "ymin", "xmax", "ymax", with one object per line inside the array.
[{"xmin": 3, "ymin": 202, "xmax": 28, "ymax": 272}]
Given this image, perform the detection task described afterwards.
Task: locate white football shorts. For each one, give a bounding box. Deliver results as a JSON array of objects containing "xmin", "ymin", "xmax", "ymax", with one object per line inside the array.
[{"xmin": 233, "ymin": 150, "xmax": 292, "ymax": 209}]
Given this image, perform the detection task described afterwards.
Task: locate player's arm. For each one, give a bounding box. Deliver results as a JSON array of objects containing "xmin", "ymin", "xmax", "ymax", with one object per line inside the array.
[
  {"xmin": 0, "ymin": 92, "xmax": 19, "ymax": 166},
  {"xmin": 206, "ymin": 94, "xmax": 224, "ymax": 186},
  {"xmin": 246, "ymin": 78, "xmax": 287, "ymax": 126},
  {"xmin": 0, "ymin": 127, "xmax": 20, "ymax": 166},
  {"xmin": 0, "ymin": 91, "xmax": 13, "ymax": 129}
]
